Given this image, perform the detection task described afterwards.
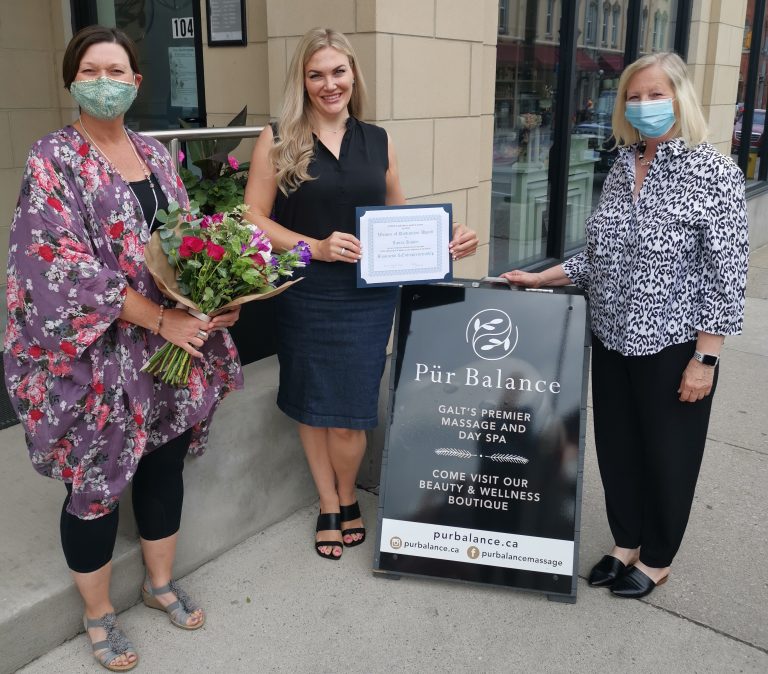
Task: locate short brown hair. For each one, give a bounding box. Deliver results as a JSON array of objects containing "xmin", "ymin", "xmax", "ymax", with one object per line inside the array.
[{"xmin": 62, "ymin": 26, "xmax": 140, "ymax": 90}]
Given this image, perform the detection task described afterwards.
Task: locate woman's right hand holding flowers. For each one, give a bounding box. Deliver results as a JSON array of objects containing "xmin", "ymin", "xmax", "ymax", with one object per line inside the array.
[
  {"xmin": 158, "ymin": 308, "xmax": 214, "ymax": 359},
  {"xmin": 315, "ymin": 231, "xmax": 361, "ymax": 263}
]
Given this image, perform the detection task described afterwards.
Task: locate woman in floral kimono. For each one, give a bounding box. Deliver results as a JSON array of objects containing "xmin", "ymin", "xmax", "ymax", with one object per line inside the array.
[{"xmin": 3, "ymin": 26, "xmax": 243, "ymax": 671}]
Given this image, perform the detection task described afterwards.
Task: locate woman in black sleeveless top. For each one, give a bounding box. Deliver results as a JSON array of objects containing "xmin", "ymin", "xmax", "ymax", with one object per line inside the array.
[{"xmin": 245, "ymin": 28, "xmax": 478, "ymax": 561}]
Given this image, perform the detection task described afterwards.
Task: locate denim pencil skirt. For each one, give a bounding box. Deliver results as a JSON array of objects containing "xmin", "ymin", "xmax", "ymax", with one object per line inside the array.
[{"xmin": 275, "ymin": 261, "xmax": 398, "ymax": 430}]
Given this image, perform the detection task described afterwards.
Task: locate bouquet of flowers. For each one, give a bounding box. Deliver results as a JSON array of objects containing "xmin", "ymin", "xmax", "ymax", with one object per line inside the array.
[{"xmin": 143, "ymin": 201, "xmax": 310, "ymax": 386}]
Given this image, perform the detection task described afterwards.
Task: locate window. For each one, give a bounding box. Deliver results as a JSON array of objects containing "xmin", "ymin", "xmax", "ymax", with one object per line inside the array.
[
  {"xmin": 491, "ymin": 0, "xmax": 692, "ymax": 272},
  {"xmin": 733, "ymin": 0, "xmax": 768, "ymax": 186},
  {"xmin": 586, "ymin": 2, "xmax": 598, "ymax": 44},
  {"xmin": 498, "ymin": 0, "xmax": 508, "ymax": 35},
  {"xmin": 546, "ymin": 0, "xmax": 554, "ymax": 35},
  {"xmin": 643, "ymin": 2, "xmax": 679, "ymax": 55}
]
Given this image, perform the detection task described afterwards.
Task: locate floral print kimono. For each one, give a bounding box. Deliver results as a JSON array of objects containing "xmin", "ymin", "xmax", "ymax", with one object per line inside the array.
[{"xmin": 4, "ymin": 127, "xmax": 243, "ymax": 519}]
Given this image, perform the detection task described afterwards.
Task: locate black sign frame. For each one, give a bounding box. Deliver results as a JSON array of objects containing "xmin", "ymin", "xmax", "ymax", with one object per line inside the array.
[
  {"xmin": 206, "ymin": 0, "xmax": 247, "ymax": 47},
  {"xmin": 373, "ymin": 282, "xmax": 590, "ymax": 603}
]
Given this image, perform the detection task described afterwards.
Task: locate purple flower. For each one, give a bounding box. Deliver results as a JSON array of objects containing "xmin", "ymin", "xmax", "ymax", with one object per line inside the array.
[
  {"xmin": 178, "ymin": 150, "xmax": 185, "ymax": 163},
  {"xmin": 270, "ymin": 255, "xmax": 279, "ymax": 267},
  {"xmin": 201, "ymin": 215, "xmax": 213, "ymax": 229},
  {"xmin": 212, "ymin": 213, "xmax": 224, "ymax": 224},
  {"xmin": 295, "ymin": 241, "xmax": 312, "ymax": 265}
]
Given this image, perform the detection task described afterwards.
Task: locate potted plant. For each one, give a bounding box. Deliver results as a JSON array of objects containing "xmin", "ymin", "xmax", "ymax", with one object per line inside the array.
[{"xmin": 178, "ymin": 106, "xmax": 250, "ymax": 215}]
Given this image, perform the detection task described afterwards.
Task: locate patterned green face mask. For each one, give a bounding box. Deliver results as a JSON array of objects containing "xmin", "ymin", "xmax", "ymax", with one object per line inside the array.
[{"xmin": 70, "ymin": 76, "xmax": 137, "ymax": 120}]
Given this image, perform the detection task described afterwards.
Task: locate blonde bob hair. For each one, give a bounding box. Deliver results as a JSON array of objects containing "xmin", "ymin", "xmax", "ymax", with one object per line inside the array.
[
  {"xmin": 271, "ymin": 28, "xmax": 367, "ymax": 195},
  {"xmin": 611, "ymin": 52, "xmax": 707, "ymax": 149}
]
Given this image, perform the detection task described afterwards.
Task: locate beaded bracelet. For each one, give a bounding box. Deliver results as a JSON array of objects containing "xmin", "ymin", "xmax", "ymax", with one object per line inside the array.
[{"xmin": 153, "ymin": 305, "xmax": 165, "ymax": 335}]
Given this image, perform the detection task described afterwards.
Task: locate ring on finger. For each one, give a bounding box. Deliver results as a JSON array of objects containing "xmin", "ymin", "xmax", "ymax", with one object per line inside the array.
[
  {"xmin": 340, "ymin": 247, "xmax": 346, "ymax": 256},
  {"xmin": 197, "ymin": 329, "xmax": 208, "ymax": 339}
]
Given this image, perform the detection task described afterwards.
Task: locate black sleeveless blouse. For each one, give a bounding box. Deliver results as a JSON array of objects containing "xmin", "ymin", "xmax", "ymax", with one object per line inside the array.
[{"xmin": 272, "ymin": 117, "xmax": 389, "ymax": 240}]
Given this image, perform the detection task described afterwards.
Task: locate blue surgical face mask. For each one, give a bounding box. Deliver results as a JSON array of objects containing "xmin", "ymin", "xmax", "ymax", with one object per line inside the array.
[
  {"xmin": 625, "ymin": 98, "xmax": 676, "ymax": 138},
  {"xmin": 69, "ymin": 76, "xmax": 138, "ymax": 120}
]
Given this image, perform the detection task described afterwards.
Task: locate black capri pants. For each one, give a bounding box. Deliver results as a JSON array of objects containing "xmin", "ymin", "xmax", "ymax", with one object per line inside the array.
[
  {"xmin": 59, "ymin": 429, "xmax": 192, "ymax": 573},
  {"xmin": 591, "ymin": 336, "xmax": 717, "ymax": 568}
]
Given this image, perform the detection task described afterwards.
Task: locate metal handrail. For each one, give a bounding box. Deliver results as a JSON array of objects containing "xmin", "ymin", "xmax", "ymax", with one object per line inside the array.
[{"xmin": 143, "ymin": 125, "xmax": 265, "ymax": 171}]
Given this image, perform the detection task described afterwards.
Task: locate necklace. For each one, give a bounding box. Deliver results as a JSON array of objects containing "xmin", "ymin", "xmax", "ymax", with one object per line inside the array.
[
  {"xmin": 78, "ymin": 117, "xmax": 159, "ymax": 228},
  {"xmin": 637, "ymin": 140, "xmax": 653, "ymax": 167},
  {"xmin": 313, "ymin": 118, "xmax": 349, "ymax": 135}
]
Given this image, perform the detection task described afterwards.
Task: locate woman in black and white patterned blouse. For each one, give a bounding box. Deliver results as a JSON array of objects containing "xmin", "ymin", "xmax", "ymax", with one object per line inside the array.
[{"xmin": 504, "ymin": 52, "xmax": 749, "ymax": 599}]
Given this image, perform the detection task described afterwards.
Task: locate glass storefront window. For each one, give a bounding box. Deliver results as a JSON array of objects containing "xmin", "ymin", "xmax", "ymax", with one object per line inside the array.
[
  {"xmin": 733, "ymin": 0, "xmax": 768, "ymax": 184},
  {"xmin": 490, "ymin": 0, "xmax": 691, "ymax": 272},
  {"xmin": 565, "ymin": 2, "xmax": 626, "ymax": 253},
  {"xmin": 491, "ymin": 0, "xmax": 559, "ymax": 271}
]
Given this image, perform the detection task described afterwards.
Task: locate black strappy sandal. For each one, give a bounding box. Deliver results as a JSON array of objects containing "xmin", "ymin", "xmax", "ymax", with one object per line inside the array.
[
  {"xmin": 315, "ymin": 512, "xmax": 343, "ymax": 560},
  {"xmin": 340, "ymin": 502, "xmax": 366, "ymax": 547}
]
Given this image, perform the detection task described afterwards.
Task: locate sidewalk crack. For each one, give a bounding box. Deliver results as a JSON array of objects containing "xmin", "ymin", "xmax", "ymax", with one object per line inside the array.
[{"xmin": 644, "ymin": 603, "xmax": 768, "ymax": 656}]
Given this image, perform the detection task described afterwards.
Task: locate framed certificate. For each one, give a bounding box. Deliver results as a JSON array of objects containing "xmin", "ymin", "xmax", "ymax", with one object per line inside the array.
[{"xmin": 356, "ymin": 204, "xmax": 453, "ymax": 288}]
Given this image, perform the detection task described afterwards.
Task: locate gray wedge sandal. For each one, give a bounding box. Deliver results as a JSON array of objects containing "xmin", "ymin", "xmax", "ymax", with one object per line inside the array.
[
  {"xmin": 83, "ymin": 612, "xmax": 138, "ymax": 672},
  {"xmin": 141, "ymin": 578, "xmax": 205, "ymax": 630}
]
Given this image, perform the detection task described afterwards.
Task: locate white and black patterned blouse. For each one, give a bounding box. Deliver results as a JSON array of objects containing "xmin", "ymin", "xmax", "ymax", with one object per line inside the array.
[{"xmin": 563, "ymin": 137, "xmax": 749, "ymax": 356}]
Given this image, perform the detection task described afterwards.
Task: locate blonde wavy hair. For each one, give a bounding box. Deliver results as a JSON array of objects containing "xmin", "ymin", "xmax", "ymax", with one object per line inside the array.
[
  {"xmin": 271, "ymin": 28, "xmax": 367, "ymax": 195},
  {"xmin": 612, "ymin": 52, "xmax": 708, "ymax": 149}
]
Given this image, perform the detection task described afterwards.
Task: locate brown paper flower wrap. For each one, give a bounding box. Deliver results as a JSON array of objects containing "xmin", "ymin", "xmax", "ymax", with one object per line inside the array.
[{"xmin": 142, "ymin": 202, "xmax": 309, "ymax": 385}]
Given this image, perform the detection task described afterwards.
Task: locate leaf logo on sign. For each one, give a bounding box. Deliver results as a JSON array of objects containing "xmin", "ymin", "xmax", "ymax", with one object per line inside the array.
[{"xmin": 465, "ymin": 309, "xmax": 518, "ymax": 361}]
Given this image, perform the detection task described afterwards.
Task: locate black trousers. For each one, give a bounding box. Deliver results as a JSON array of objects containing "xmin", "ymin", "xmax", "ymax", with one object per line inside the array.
[
  {"xmin": 59, "ymin": 429, "xmax": 192, "ymax": 573},
  {"xmin": 591, "ymin": 336, "xmax": 717, "ymax": 568}
]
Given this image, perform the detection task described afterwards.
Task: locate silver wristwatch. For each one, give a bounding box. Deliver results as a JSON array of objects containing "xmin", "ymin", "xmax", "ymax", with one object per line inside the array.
[{"xmin": 693, "ymin": 351, "xmax": 719, "ymax": 366}]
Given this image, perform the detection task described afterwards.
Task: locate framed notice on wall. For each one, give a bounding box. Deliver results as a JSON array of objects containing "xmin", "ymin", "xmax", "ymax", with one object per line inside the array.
[
  {"xmin": 374, "ymin": 283, "xmax": 590, "ymax": 602},
  {"xmin": 206, "ymin": 0, "xmax": 247, "ymax": 46}
]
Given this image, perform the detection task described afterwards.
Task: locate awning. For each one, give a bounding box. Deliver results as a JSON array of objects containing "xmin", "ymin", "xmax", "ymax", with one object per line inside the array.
[
  {"xmin": 496, "ymin": 43, "xmax": 601, "ymax": 72},
  {"xmin": 535, "ymin": 45, "xmax": 558, "ymax": 68},
  {"xmin": 597, "ymin": 52, "xmax": 624, "ymax": 74},
  {"xmin": 496, "ymin": 42, "xmax": 558, "ymax": 68},
  {"xmin": 576, "ymin": 49, "xmax": 599, "ymax": 71}
]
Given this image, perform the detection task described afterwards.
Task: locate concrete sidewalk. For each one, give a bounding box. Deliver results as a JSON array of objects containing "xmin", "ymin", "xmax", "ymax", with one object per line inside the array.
[{"xmin": 18, "ymin": 247, "xmax": 768, "ymax": 673}]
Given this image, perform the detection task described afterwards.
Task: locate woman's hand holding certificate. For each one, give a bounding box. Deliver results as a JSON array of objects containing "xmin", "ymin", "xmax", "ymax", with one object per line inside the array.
[{"xmin": 356, "ymin": 204, "xmax": 454, "ymax": 287}]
